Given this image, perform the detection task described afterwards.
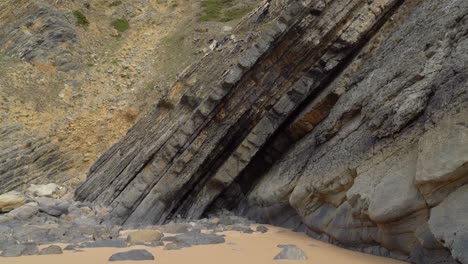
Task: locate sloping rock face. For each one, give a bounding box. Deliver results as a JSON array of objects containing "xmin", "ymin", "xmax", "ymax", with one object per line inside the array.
[
  {"xmin": 77, "ymin": 0, "xmax": 468, "ymax": 262},
  {"xmin": 0, "ymin": 124, "xmax": 74, "ymax": 193},
  {"xmin": 0, "ymin": 0, "xmax": 79, "ymax": 70}
]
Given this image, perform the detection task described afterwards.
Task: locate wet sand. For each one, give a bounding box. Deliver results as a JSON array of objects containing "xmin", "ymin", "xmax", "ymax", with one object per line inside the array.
[{"xmin": 0, "ymin": 225, "xmax": 407, "ymax": 264}]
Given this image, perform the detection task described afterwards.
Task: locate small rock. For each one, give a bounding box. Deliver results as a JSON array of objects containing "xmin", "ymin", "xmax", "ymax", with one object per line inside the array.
[
  {"xmin": 150, "ymin": 241, "xmax": 165, "ymax": 247},
  {"xmin": 164, "ymin": 241, "xmax": 191, "ymax": 250},
  {"xmin": 209, "ymin": 40, "xmax": 218, "ymax": 51},
  {"xmin": 63, "ymin": 244, "xmax": 78, "ymax": 250},
  {"xmin": 225, "ymin": 224, "xmax": 254, "ymax": 234},
  {"xmin": 223, "ymin": 26, "xmax": 233, "ymax": 32},
  {"xmin": 171, "ymin": 232, "xmax": 225, "ymax": 246},
  {"xmin": 162, "ymin": 236, "xmax": 177, "ymax": 242},
  {"xmin": 256, "ymin": 225, "xmax": 269, "ymax": 233},
  {"xmin": 81, "ymin": 239, "xmax": 128, "ymax": 248},
  {"xmin": 274, "ymin": 244, "xmax": 308, "ymax": 260},
  {"xmin": 40, "ymin": 245, "xmax": 63, "ymax": 255},
  {"xmin": 110, "ymin": 29, "xmax": 120, "ymax": 37},
  {"xmin": 108, "ymin": 249, "xmax": 154, "ymax": 261},
  {"xmin": 243, "ymin": 228, "xmax": 254, "ymax": 234},
  {"xmin": 126, "ymin": 230, "xmax": 163, "ymax": 245},
  {"xmin": 0, "ymin": 191, "xmax": 26, "ymax": 213}
]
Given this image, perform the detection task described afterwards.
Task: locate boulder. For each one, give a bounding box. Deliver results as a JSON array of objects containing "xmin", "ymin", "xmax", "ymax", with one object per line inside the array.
[
  {"xmin": 36, "ymin": 197, "xmax": 69, "ymax": 217},
  {"xmin": 126, "ymin": 230, "xmax": 163, "ymax": 245},
  {"xmin": 27, "ymin": 183, "xmax": 65, "ymax": 198},
  {"xmin": 164, "ymin": 241, "xmax": 191, "ymax": 250},
  {"xmin": 0, "ymin": 191, "xmax": 26, "ymax": 213},
  {"xmin": 63, "ymin": 244, "xmax": 78, "ymax": 251},
  {"xmin": 273, "ymin": 244, "xmax": 308, "ymax": 260},
  {"xmin": 81, "ymin": 239, "xmax": 128, "ymax": 248},
  {"xmin": 40, "ymin": 245, "xmax": 63, "ymax": 255},
  {"xmin": 217, "ymin": 224, "xmax": 254, "ymax": 233},
  {"xmin": 171, "ymin": 232, "xmax": 225, "ymax": 246},
  {"xmin": 256, "ymin": 225, "xmax": 269, "ymax": 233},
  {"xmin": 1, "ymin": 243, "xmax": 39, "ymax": 257},
  {"xmin": 7, "ymin": 202, "xmax": 39, "ymax": 221},
  {"xmin": 108, "ymin": 249, "xmax": 155, "ymax": 261}
]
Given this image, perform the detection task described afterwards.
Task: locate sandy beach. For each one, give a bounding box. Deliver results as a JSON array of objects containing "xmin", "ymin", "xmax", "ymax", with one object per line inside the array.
[{"xmin": 0, "ymin": 225, "xmax": 406, "ymax": 264}]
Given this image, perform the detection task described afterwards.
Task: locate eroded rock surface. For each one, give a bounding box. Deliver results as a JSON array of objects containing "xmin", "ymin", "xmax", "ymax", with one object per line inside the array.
[
  {"xmin": 75, "ymin": 0, "xmax": 468, "ymax": 263},
  {"xmin": 0, "ymin": 125, "xmax": 74, "ymax": 194},
  {"xmin": 274, "ymin": 244, "xmax": 308, "ymax": 260},
  {"xmin": 108, "ymin": 249, "xmax": 155, "ymax": 261},
  {"xmin": 0, "ymin": 0, "xmax": 80, "ymax": 69}
]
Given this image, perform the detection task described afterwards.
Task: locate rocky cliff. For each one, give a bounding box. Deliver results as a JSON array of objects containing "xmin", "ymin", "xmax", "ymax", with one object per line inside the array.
[
  {"xmin": 0, "ymin": 0, "xmax": 258, "ymax": 193},
  {"xmin": 76, "ymin": 0, "xmax": 468, "ymax": 263}
]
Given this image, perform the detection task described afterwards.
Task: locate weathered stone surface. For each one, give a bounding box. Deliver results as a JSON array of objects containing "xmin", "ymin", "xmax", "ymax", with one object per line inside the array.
[
  {"xmin": 0, "ymin": 0, "xmax": 79, "ymax": 68},
  {"xmin": 348, "ymin": 146, "xmax": 426, "ymax": 223},
  {"xmin": 170, "ymin": 232, "xmax": 225, "ymax": 246},
  {"xmin": 0, "ymin": 191, "xmax": 26, "ymax": 213},
  {"xmin": 75, "ymin": 0, "xmax": 468, "ymax": 262},
  {"xmin": 416, "ymin": 111, "xmax": 468, "ymax": 206},
  {"xmin": 0, "ymin": 125, "xmax": 73, "ymax": 194},
  {"xmin": 1, "ymin": 243, "xmax": 39, "ymax": 257},
  {"xmin": 164, "ymin": 241, "xmax": 191, "ymax": 250},
  {"xmin": 273, "ymin": 244, "xmax": 307, "ymax": 260},
  {"xmin": 27, "ymin": 183, "xmax": 64, "ymax": 198},
  {"xmin": 429, "ymin": 185, "xmax": 468, "ymax": 264},
  {"xmin": 40, "ymin": 245, "xmax": 63, "ymax": 255},
  {"xmin": 256, "ymin": 226, "xmax": 268, "ymax": 233},
  {"xmin": 126, "ymin": 230, "xmax": 163, "ymax": 245},
  {"xmin": 6, "ymin": 202, "xmax": 39, "ymax": 221},
  {"xmin": 80, "ymin": 239, "xmax": 128, "ymax": 249},
  {"xmin": 108, "ymin": 249, "xmax": 154, "ymax": 261},
  {"xmin": 37, "ymin": 197, "xmax": 69, "ymax": 217}
]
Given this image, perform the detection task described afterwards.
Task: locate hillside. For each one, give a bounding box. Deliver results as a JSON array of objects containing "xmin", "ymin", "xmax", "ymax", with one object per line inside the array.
[{"xmin": 0, "ymin": 0, "xmax": 258, "ymax": 189}]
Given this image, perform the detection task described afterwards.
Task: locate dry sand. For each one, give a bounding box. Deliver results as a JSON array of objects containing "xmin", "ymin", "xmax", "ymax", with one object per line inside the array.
[{"xmin": 0, "ymin": 225, "xmax": 407, "ymax": 264}]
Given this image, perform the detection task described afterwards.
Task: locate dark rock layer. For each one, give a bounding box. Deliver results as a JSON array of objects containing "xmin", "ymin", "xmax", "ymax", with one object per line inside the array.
[{"xmin": 76, "ymin": 0, "xmax": 468, "ymax": 263}]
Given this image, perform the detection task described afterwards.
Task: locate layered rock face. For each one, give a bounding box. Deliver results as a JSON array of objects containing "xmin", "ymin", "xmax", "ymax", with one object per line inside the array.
[
  {"xmin": 77, "ymin": 0, "xmax": 468, "ymax": 263},
  {"xmin": 0, "ymin": 125, "xmax": 73, "ymax": 193},
  {"xmin": 0, "ymin": 0, "xmax": 79, "ymax": 70}
]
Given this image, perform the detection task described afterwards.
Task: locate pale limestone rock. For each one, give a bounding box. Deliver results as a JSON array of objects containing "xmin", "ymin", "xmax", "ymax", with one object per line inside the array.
[
  {"xmin": 27, "ymin": 183, "xmax": 64, "ymax": 198},
  {"xmin": 126, "ymin": 230, "xmax": 163, "ymax": 245},
  {"xmin": 0, "ymin": 191, "xmax": 26, "ymax": 213}
]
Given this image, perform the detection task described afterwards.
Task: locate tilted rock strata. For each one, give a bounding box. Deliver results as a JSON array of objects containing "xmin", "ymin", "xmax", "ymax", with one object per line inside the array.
[
  {"xmin": 0, "ymin": 124, "xmax": 74, "ymax": 193},
  {"xmin": 77, "ymin": 0, "xmax": 468, "ymax": 263},
  {"xmin": 0, "ymin": 0, "xmax": 79, "ymax": 70}
]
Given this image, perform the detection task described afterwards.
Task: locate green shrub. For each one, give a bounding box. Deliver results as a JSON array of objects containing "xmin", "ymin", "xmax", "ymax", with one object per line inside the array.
[
  {"xmin": 109, "ymin": 0, "xmax": 122, "ymax": 7},
  {"xmin": 111, "ymin": 18, "xmax": 130, "ymax": 33},
  {"xmin": 221, "ymin": 7, "xmax": 252, "ymax": 22},
  {"xmin": 200, "ymin": 0, "xmax": 253, "ymax": 22},
  {"xmin": 200, "ymin": 0, "xmax": 226, "ymax": 21},
  {"xmin": 73, "ymin": 10, "xmax": 89, "ymax": 26}
]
